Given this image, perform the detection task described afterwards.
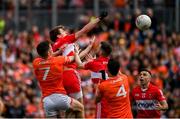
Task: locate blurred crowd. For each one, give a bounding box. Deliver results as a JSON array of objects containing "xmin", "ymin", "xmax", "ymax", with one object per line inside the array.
[
  {"xmin": 0, "ymin": 5, "xmax": 180, "ymax": 118},
  {"xmin": 0, "ymin": 0, "xmax": 175, "ymax": 10}
]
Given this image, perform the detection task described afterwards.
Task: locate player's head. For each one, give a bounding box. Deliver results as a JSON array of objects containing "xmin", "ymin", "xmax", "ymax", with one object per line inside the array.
[
  {"xmin": 36, "ymin": 41, "xmax": 53, "ymax": 58},
  {"xmin": 49, "ymin": 25, "xmax": 68, "ymax": 42},
  {"xmin": 138, "ymin": 68, "xmax": 152, "ymax": 86},
  {"xmin": 98, "ymin": 41, "xmax": 112, "ymax": 57},
  {"xmin": 107, "ymin": 58, "xmax": 120, "ymax": 76}
]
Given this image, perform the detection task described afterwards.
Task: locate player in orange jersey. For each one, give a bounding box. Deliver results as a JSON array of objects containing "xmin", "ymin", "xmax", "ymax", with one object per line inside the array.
[
  {"xmin": 76, "ymin": 41, "xmax": 112, "ymax": 118},
  {"xmin": 33, "ymin": 41, "xmax": 84, "ymax": 118},
  {"xmin": 95, "ymin": 59, "xmax": 133, "ymax": 118}
]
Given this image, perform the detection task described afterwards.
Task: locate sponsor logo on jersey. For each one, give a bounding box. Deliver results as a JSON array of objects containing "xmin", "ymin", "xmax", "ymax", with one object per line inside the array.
[{"xmin": 136, "ymin": 100, "xmax": 156, "ymax": 110}]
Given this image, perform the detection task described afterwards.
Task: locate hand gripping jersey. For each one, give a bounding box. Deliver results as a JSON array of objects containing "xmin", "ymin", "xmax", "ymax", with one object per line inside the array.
[
  {"xmin": 98, "ymin": 73, "xmax": 133, "ymax": 118},
  {"xmin": 132, "ymin": 83, "xmax": 166, "ymax": 118},
  {"xmin": 33, "ymin": 56, "xmax": 70, "ymax": 98}
]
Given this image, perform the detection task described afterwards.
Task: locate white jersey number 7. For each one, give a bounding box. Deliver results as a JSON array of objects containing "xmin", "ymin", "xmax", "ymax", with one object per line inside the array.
[{"xmin": 39, "ymin": 67, "xmax": 50, "ymax": 80}]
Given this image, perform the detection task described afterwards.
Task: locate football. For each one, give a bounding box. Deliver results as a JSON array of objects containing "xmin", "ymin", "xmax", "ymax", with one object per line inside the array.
[{"xmin": 136, "ymin": 15, "xmax": 151, "ymax": 30}]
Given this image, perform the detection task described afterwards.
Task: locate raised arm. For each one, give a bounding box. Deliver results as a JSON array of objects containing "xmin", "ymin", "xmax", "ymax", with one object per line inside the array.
[
  {"xmin": 75, "ymin": 11, "xmax": 108, "ymax": 39},
  {"xmin": 79, "ymin": 36, "xmax": 95, "ymax": 59},
  {"xmin": 74, "ymin": 45, "xmax": 84, "ymax": 67}
]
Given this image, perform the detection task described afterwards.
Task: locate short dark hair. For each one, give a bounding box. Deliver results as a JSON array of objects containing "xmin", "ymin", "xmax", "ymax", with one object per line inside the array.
[
  {"xmin": 139, "ymin": 68, "xmax": 152, "ymax": 76},
  {"xmin": 49, "ymin": 25, "xmax": 65, "ymax": 42},
  {"xmin": 36, "ymin": 41, "xmax": 50, "ymax": 58},
  {"xmin": 108, "ymin": 58, "xmax": 120, "ymax": 76},
  {"xmin": 100, "ymin": 42, "xmax": 112, "ymax": 56}
]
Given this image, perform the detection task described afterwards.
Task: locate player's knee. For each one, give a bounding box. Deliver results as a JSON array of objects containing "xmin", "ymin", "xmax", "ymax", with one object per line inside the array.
[
  {"xmin": 71, "ymin": 99, "xmax": 84, "ymax": 112},
  {"xmin": 75, "ymin": 101, "xmax": 84, "ymax": 112}
]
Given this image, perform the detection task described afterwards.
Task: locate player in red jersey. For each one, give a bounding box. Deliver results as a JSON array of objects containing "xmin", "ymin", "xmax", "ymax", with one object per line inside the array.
[
  {"xmin": 77, "ymin": 41, "xmax": 112, "ymax": 118},
  {"xmin": 95, "ymin": 59, "xmax": 133, "ymax": 118},
  {"xmin": 33, "ymin": 41, "xmax": 84, "ymax": 118},
  {"xmin": 49, "ymin": 11, "xmax": 108, "ymax": 52},
  {"xmin": 131, "ymin": 69, "xmax": 168, "ymax": 118},
  {"xmin": 49, "ymin": 12, "xmax": 108, "ymax": 117}
]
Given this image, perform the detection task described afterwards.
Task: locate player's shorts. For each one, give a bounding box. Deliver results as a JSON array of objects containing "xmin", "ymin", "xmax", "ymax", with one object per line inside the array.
[
  {"xmin": 63, "ymin": 69, "xmax": 83, "ymax": 99},
  {"xmin": 42, "ymin": 93, "xmax": 72, "ymax": 117}
]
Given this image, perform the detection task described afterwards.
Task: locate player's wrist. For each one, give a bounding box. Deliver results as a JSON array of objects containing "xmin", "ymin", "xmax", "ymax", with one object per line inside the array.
[{"xmin": 99, "ymin": 11, "xmax": 108, "ymax": 20}]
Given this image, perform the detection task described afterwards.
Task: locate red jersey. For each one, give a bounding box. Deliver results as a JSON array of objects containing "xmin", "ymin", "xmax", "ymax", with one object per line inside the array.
[
  {"xmin": 132, "ymin": 83, "xmax": 166, "ymax": 118},
  {"xmin": 62, "ymin": 43, "xmax": 77, "ymax": 69},
  {"xmin": 84, "ymin": 56, "xmax": 109, "ymax": 118},
  {"xmin": 33, "ymin": 56, "xmax": 70, "ymax": 98},
  {"xmin": 98, "ymin": 73, "xmax": 133, "ymax": 118},
  {"xmin": 52, "ymin": 34, "xmax": 76, "ymax": 52},
  {"xmin": 52, "ymin": 34, "xmax": 77, "ymax": 69},
  {"xmin": 84, "ymin": 56, "xmax": 109, "ymax": 83}
]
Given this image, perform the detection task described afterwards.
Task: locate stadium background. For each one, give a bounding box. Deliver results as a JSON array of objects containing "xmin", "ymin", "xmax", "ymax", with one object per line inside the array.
[{"xmin": 0, "ymin": 0, "xmax": 179, "ymax": 118}]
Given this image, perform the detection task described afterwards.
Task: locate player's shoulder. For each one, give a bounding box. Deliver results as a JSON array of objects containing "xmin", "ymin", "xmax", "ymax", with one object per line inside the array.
[
  {"xmin": 132, "ymin": 85, "xmax": 141, "ymax": 92},
  {"xmin": 33, "ymin": 57, "xmax": 41, "ymax": 65},
  {"xmin": 53, "ymin": 56, "xmax": 66, "ymax": 62},
  {"xmin": 119, "ymin": 72, "xmax": 128, "ymax": 79},
  {"xmin": 149, "ymin": 83, "xmax": 161, "ymax": 91},
  {"xmin": 99, "ymin": 79, "xmax": 110, "ymax": 87}
]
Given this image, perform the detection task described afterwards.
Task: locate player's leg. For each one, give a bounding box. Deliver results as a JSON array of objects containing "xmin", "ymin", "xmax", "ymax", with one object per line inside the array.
[
  {"xmin": 42, "ymin": 93, "xmax": 75, "ymax": 118},
  {"xmin": 63, "ymin": 69, "xmax": 85, "ymax": 118},
  {"xmin": 69, "ymin": 92, "xmax": 84, "ymax": 118},
  {"xmin": 69, "ymin": 98, "xmax": 84, "ymax": 112}
]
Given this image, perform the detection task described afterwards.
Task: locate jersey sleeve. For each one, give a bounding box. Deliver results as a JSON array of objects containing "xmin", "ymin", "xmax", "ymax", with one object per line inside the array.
[
  {"xmin": 98, "ymin": 83, "xmax": 105, "ymax": 96},
  {"xmin": 85, "ymin": 60, "xmax": 104, "ymax": 72},
  {"xmin": 53, "ymin": 34, "xmax": 76, "ymax": 51},
  {"xmin": 156, "ymin": 89, "xmax": 166, "ymax": 101},
  {"xmin": 130, "ymin": 89, "xmax": 135, "ymax": 101},
  {"xmin": 84, "ymin": 61, "xmax": 94, "ymax": 70},
  {"xmin": 32, "ymin": 58, "xmax": 39, "ymax": 70}
]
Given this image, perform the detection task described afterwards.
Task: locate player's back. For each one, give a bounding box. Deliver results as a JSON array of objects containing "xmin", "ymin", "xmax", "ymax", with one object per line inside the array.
[
  {"xmin": 99, "ymin": 73, "xmax": 133, "ymax": 118},
  {"xmin": 33, "ymin": 56, "xmax": 67, "ymax": 98}
]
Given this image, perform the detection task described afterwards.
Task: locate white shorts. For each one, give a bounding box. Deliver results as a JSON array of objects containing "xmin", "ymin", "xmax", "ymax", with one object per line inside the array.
[{"xmin": 42, "ymin": 94, "xmax": 72, "ymax": 117}]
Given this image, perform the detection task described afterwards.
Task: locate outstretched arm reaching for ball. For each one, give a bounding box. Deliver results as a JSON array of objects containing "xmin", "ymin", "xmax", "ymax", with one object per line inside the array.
[{"xmin": 75, "ymin": 11, "xmax": 108, "ymax": 39}]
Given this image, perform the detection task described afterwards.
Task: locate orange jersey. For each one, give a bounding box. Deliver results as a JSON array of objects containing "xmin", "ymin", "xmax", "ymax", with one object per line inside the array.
[
  {"xmin": 98, "ymin": 73, "xmax": 133, "ymax": 118},
  {"xmin": 33, "ymin": 56, "xmax": 70, "ymax": 98}
]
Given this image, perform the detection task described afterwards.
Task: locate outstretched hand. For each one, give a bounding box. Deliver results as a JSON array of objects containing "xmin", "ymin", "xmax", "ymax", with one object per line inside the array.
[
  {"xmin": 89, "ymin": 36, "xmax": 96, "ymax": 46},
  {"xmin": 74, "ymin": 44, "xmax": 81, "ymax": 54},
  {"xmin": 85, "ymin": 52, "xmax": 96, "ymax": 62}
]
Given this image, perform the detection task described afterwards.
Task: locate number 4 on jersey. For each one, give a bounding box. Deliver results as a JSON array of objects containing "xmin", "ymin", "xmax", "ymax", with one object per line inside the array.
[{"xmin": 116, "ymin": 84, "xmax": 127, "ymax": 97}]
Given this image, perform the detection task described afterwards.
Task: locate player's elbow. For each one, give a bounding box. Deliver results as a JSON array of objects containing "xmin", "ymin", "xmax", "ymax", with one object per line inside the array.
[
  {"xmin": 162, "ymin": 101, "xmax": 168, "ymax": 110},
  {"xmin": 163, "ymin": 104, "xmax": 168, "ymax": 110}
]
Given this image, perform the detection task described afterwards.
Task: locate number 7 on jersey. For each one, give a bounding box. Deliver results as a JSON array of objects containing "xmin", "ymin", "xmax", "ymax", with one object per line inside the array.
[{"xmin": 39, "ymin": 67, "xmax": 50, "ymax": 80}]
